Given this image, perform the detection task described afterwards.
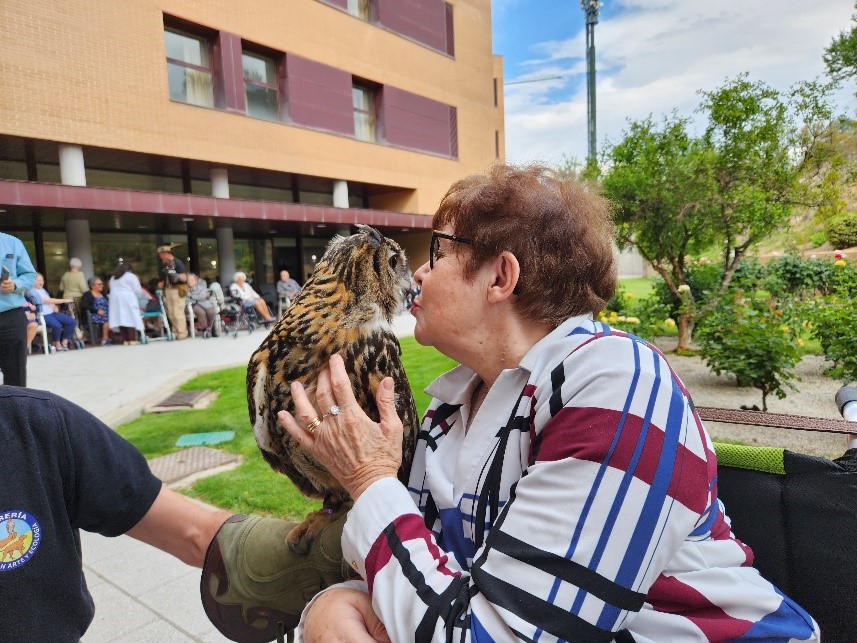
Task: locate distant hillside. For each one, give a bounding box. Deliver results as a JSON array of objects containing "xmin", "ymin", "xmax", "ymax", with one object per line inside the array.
[{"xmin": 756, "ymin": 117, "xmax": 857, "ymax": 258}]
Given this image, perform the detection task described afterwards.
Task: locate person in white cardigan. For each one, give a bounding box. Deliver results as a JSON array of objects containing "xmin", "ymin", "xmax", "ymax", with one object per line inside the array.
[{"xmin": 108, "ymin": 262, "xmax": 144, "ymax": 345}]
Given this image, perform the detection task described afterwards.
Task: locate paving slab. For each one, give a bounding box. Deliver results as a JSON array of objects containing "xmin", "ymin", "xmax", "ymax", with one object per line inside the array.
[
  {"xmin": 147, "ymin": 389, "xmax": 218, "ymax": 413},
  {"xmin": 148, "ymin": 447, "xmax": 242, "ymax": 486}
]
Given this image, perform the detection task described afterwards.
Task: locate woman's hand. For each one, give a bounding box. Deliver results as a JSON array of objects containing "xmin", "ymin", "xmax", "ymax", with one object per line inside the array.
[
  {"xmin": 304, "ymin": 588, "xmax": 390, "ymax": 643},
  {"xmin": 278, "ymin": 353, "xmax": 403, "ymax": 500}
]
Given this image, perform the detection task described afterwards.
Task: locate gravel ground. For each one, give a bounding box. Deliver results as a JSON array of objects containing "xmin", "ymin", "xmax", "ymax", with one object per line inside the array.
[{"xmin": 650, "ymin": 337, "xmax": 854, "ymax": 458}]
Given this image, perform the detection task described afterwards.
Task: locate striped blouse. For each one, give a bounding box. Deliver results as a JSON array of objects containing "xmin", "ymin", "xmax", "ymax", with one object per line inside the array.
[{"xmin": 340, "ymin": 315, "xmax": 820, "ymax": 642}]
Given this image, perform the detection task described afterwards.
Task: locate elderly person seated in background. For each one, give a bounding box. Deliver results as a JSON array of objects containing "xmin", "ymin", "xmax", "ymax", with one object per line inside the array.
[
  {"xmin": 29, "ymin": 273, "xmax": 77, "ymax": 352},
  {"xmin": 80, "ymin": 276, "xmax": 112, "ymax": 345},
  {"xmin": 187, "ymin": 273, "xmax": 218, "ymax": 337},
  {"xmin": 280, "ymin": 163, "xmax": 820, "ymax": 642},
  {"xmin": 276, "ymin": 269, "xmax": 301, "ymax": 301},
  {"xmin": 23, "ymin": 295, "xmax": 41, "ymax": 352},
  {"xmin": 229, "ymin": 271, "xmax": 274, "ymax": 324}
]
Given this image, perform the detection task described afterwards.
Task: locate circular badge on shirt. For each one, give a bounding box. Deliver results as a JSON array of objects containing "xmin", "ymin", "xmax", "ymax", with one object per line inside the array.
[{"xmin": 0, "ymin": 510, "xmax": 41, "ymax": 571}]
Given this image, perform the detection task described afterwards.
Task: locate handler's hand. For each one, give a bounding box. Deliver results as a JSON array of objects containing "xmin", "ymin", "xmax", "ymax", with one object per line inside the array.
[
  {"xmin": 304, "ymin": 588, "xmax": 390, "ymax": 643},
  {"xmin": 0, "ymin": 279, "xmax": 13, "ymax": 294},
  {"xmin": 278, "ymin": 353, "xmax": 403, "ymax": 500}
]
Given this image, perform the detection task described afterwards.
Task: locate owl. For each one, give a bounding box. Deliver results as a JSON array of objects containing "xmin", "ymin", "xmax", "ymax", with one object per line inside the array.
[{"xmin": 247, "ymin": 225, "xmax": 419, "ymax": 553}]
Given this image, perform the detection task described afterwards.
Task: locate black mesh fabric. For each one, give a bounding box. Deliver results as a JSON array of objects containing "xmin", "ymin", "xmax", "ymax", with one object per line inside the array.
[{"xmin": 717, "ymin": 448, "xmax": 857, "ymax": 642}]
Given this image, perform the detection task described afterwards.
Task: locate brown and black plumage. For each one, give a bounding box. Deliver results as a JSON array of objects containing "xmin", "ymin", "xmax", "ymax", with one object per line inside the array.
[{"xmin": 247, "ymin": 225, "xmax": 419, "ymax": 553}]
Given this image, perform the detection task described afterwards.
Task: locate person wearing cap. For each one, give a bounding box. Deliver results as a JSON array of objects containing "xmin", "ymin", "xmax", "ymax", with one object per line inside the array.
[{"xmin": 156, "ymin": 244, "xmax": 189, "ymax": 340}]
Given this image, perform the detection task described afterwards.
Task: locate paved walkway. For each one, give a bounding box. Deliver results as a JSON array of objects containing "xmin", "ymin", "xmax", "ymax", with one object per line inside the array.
[{"xmin": 25, "ymin": 313, "xmax": 416, "ymax": 642}]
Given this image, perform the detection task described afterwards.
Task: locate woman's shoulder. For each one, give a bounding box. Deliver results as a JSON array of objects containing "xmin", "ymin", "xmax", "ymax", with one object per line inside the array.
[{"xmin": 530, "ymin": 321, "xmax": 666, "ymax": 383}]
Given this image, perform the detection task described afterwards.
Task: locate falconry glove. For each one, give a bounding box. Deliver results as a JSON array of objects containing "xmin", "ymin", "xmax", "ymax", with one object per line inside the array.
[{"xmin": 201, "ymin": 512, "xmax": 353, "ymax": 642}]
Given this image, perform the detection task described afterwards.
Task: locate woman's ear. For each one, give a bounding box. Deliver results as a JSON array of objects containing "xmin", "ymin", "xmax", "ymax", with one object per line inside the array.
[{"xmin": 487, "ymin": 251, "xmax": 520, "ymax": 303}]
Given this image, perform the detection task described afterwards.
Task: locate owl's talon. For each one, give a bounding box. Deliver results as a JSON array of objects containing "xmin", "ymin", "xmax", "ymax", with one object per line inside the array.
[{"xmin": 286, "ymin": 502, "xmax": 353, "ymax": 555}]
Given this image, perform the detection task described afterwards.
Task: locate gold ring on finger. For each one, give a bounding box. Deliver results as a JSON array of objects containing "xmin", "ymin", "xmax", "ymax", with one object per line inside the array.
[{"xmin": 305, "ymin": 416, "xmax": 323, "ymax": 433}]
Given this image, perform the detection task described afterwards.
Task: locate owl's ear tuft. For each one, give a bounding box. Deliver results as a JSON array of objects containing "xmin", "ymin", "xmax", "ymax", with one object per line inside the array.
[{"xmin": 356, "ymin": 224, "xmax": 383, "ymax": 249}]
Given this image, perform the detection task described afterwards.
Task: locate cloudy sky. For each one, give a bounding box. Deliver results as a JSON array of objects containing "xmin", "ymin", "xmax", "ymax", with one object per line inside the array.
[{"xmin": 493, "ymin": 0, "xmax": 857, "ymax": 166}]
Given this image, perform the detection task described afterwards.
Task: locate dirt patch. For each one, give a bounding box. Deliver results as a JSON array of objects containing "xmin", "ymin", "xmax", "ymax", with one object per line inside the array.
[{"xmin": 651, "ymin": 337, "xmax": 853, "ymax": 458}]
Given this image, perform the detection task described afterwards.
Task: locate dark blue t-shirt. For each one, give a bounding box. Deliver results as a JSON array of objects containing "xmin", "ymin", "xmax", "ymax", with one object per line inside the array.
[{"xmin": 0, "ymin": 386, "xmax": 161, "ymax": 641}]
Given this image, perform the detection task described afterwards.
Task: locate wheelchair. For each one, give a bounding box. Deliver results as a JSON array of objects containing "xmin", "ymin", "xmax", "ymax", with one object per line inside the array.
[{"xmin": 219, "ymin": 298, "xmax": 259, "ymax": 338}]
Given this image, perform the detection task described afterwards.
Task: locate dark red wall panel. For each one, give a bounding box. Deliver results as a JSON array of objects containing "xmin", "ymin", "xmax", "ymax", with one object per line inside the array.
[
  {"xmin": 376, "ymin": 0, "xmax": 446, "ymax": 53},
  {"xmin": 285, "ymin": 55, "xmax": 353, "ymax": 135},
  {"xmin": 382, "ymin": 86, "xmax": 454, "ymax": 156},
  {"xmin": 215, "ymin": 32, "xmax": 246, "ymax": 114}
]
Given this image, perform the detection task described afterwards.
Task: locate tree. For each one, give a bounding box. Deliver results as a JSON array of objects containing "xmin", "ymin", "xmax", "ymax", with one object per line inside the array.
[
  {"xmin": 602, "ymin": 75, "xmax": 808, "ymax": 351},
  {"xmin": 698, "ymin": 75, "xmax": 798, "ymax": 288},
  {"xmin": 824, "ymin": 3, "xmax": 857, "ymax": 89},
  {"xmin": 601, "ymin": 114, "xmax": 714, "ymax": 349}
]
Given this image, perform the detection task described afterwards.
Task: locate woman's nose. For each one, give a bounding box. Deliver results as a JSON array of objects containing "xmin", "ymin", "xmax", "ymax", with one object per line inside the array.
[{"xmin": 413, "ymin": 261, "xmax": 429, "ymax": 286}]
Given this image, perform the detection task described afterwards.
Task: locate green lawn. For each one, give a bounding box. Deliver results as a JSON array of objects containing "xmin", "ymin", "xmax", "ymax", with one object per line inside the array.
[
  {"xmin": 619, "ymin": 276, "xmax": 656, "ymax": 301},
  {"xmin": 117, "ymin": 337, "xmax": 456, "ymax": 519}
]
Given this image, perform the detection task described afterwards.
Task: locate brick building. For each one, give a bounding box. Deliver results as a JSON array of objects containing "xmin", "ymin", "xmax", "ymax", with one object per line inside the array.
[{"xmin": 0, "ymin": 0, "xmax": 504, "ymax": 293}]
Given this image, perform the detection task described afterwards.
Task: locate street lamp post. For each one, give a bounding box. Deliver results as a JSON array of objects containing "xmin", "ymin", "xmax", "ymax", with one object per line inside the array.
[{"xmin": 580, "ymin": 0, "xmax": 600, "ymax": 166}]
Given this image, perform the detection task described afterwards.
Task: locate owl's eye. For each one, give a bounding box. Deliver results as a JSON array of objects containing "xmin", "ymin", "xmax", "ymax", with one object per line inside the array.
[{"xmin": 388, "ymin": 254, "xmax": 399, "ymax": 270}]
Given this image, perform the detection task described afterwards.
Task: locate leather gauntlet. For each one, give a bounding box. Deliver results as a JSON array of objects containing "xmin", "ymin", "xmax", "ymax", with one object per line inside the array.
[{"xmin": 201, "ymin": 513, "xmax": 352, "ymax": 642}]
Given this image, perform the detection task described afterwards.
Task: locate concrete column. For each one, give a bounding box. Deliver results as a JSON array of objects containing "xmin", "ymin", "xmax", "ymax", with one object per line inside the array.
[
  {"xmin": 216, "ymin": 224, "xmax": 236, "ymax": 286},
  {"xmin": 211, "ymin": 168, "xmax": 233, "ymax": 284},
  {"xmin": 66, "ymin": 217, "xmax": 94, "ymax": 278},
  {"xmin": 59, "ymin": 144, "xmax": 94, "ymax": 277},
  {"xmin": 252, "ymin": 239, "xmax": 267, "ymax": 286},
  {"xmin": 58, "ymin": 144, "xmax": 86, "ymax": 186},
  {"xmin": 333, "ymin": 180, "xmax": 349, "ymax": 208},
  {"xmin": 211, "ymin": 168, "xmax": 230, "ymax": 198}
]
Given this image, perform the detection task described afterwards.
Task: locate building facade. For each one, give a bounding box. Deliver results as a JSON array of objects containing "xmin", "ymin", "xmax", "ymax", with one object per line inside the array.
[{"xmin": 0, "ymin": 0, "xmax": 504, "ymax": 293}]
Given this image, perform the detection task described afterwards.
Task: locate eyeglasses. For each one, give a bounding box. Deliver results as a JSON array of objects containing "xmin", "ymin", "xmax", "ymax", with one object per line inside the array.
[
  {"xmin": 429, "ymin": 229, "xmax": 521, "ymax": 295},
  {"xmin": 429, "ymin": 230, "xmax": 473, "ymax": 269}
]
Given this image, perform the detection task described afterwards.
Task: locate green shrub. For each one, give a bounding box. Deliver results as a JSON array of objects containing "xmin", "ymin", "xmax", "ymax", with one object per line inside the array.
[
  {"xmin": 809, "ymin": 231, "xmax": 827, "ymax": 247},
  {"xmin": 626, "ymin": 294, "xmax": 675, "ymax": 340},
  {"xmin": 644, "ymin": 262, "xmax": 724, "ymax": 321},
  {"xmin": 730, "ymin": 258, "xmax": 767, "ymax": 290},
  {"xmin": 695, "ymin": 292, "xmax": 801, "ymax": 411},
  {"xmin": 764, "ymin": 252, "xmax": 836, "ymax": 297},
  {"xmin": 605, "ymin": 283, "xmax": 634, "ymax": 315},
  {"xmin": 805, "ymin": 260, "xmax": 857, "ymax": 384},
  {"xmin": 825, "ymin": 212, "xmax": 857, "ymax": 249}
]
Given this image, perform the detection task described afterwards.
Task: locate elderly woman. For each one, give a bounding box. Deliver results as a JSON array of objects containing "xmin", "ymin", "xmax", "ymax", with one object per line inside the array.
[
  {"xmin": 29, "ymin": 273, "xmax": 77, "ymax": 352},
  {"xmin": 229, "ymin": 271, "xmax": 274, "ymax": 323},
  {"xmin": 59, "ymin": 257, "xmax": 87, "ymax": 301},
  {"xmin": 280, "ymin": 165, "xmax": 819, "ymax": 642},
  {"xmin": 187, "ymin": 273, "xmax": 218, "ymax": 337},
  {"xmin": 80, "ymin": 276, "xmax": 111, "ymax": 345}
]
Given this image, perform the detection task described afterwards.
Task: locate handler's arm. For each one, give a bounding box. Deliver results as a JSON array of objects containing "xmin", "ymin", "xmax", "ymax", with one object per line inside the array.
[{"xmin": 126, "ymin": 486, "xmax": 231, "ymax": 567}]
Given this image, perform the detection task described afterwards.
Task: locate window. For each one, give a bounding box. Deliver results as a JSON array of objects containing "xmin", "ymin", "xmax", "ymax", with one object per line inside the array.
[
  {"xmin": 242, "ymin": 52, "xmax": 279, "ymax": 121},
  {"xmin": 347, "ymin": 0, "xmax": 370, "ymax": 20},
  {"xmin": 352, "ymin": 83, "xmax": 376, "ymax": 142},
  {"xmin": 164, "ymin": 28, "xmax": 214, "ymax": 108}
]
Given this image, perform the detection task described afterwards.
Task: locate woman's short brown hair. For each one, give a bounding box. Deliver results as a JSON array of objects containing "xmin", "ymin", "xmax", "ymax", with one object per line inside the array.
[{"xmin": 433, "ymin": 163, "xmax": 617, "ymax": 326}]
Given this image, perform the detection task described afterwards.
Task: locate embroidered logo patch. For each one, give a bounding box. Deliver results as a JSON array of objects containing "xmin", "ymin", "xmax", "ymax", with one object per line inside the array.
[{"xmin": 0, "ymin": 510, "xmax": 41, "ymax": 571}]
